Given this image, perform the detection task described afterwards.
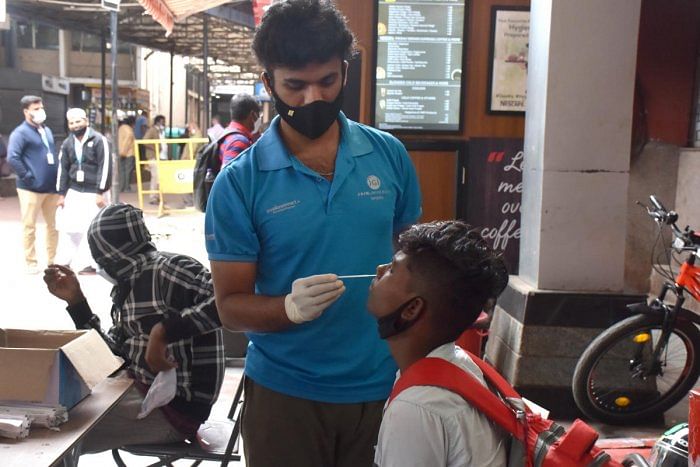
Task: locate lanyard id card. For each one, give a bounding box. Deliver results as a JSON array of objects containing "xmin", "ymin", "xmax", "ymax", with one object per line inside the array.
[
  {"xmin": 76, "ymin": 169, "xmax": 85, "ymax": 182},
  {"xmin": 39, "ymin": 128, "xmax": 53, "ymax": 164}
]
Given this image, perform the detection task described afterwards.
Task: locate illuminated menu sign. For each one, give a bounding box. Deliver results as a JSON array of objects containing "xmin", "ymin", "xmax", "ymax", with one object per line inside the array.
[{"xmin": 374, "ymin": 0, "xmax": 465, "ymax": 132}]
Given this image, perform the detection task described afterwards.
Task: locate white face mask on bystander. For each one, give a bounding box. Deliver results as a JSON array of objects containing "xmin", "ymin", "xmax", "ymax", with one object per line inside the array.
[{"xmin": 31, "ymin": 109, "xmax": 47, "ymax": 125}]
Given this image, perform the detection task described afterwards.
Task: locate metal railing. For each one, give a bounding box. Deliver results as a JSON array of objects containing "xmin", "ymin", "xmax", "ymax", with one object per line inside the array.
[{"xmin": 134, "ymin": 137, "xmax": 208, "ymax": 217}]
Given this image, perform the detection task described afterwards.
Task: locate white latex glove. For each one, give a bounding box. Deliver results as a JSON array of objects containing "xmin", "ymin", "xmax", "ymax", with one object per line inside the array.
[{"xmin": 284, "ymin": 274, "xmax": 346, "ymax": 323}]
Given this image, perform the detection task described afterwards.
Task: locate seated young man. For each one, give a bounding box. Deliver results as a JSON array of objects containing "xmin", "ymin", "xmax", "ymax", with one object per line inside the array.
[
  {"xmin": 43, "ymin": 204, "xmax": 224, "ymax": 465},
  {"xmin": 368, "ymin": 220, "xmax": 509, "ymax": 467}
]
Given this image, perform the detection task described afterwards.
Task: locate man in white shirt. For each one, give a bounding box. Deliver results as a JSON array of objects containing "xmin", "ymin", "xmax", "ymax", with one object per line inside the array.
[
  {"xmin": 55, "ymin": 108, "xmax": 111, "ymax": 274},
  {"xmin": 367, "ymin": 220, "xmax": 509, "ymax": 467}
]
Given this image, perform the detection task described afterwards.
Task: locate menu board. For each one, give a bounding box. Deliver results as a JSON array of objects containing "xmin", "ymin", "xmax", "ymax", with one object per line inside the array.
[{"xmin": 374, "ymin": 0, "xmax": 466, "ymax": 132}]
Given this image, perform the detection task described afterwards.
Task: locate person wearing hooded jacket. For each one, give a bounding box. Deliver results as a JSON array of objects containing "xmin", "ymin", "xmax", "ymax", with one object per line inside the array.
[{"xmin": 43, "ymin": 203, "xmax": 224, "ymax": 464}]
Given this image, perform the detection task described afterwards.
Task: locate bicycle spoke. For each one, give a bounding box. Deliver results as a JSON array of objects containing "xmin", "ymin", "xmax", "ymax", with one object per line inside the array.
[
  {"xmin": 586, "ymin": 323, "xmax": 693, "ymax": 415},
  {"xmin": 572, "ymin": 199, "xmax": 700, "ymax": 424}
]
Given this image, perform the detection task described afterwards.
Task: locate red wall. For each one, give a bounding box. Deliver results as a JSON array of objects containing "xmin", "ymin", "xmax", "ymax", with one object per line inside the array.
[{"xmin": 636, "ymin": 0, "xmax": 700, "ymax": 146}]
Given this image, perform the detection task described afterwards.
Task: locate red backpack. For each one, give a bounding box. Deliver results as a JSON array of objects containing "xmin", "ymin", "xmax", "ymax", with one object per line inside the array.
[{"xmin": 388, "ymin": 350, "xmax": 622, "ymax": 467}]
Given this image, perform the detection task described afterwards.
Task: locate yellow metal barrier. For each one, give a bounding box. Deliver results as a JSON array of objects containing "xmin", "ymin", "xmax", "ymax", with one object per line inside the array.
[{"xmin": 134, "ymin": 138, "xmax": 208, "ymax": 217}]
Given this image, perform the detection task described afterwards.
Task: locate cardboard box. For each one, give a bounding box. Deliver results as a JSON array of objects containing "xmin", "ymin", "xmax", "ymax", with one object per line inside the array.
[{"xmin": 0, "ymin": 329, "xmax": 123, "ymax": 409}]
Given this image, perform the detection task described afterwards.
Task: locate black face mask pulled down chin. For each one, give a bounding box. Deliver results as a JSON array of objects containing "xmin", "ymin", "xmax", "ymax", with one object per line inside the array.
[
  {"xmin": 377, "ymin": 297, "xmax": 422, "ymax": 339},
  {"xmin": 268, "ymin": 80, "xmax": 344, "ymax": 140}
]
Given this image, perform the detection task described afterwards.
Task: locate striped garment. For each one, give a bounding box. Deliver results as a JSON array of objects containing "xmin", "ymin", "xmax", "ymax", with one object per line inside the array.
[
  {"xmin": 67, "ymin": 204, "xmax": 224, "ymax": 425},
  {"xmin": 219, "ymin": 121, "xmax": 254, "ymax": 167},
  {"xmin": 56, "ymin": 127, "xmax": 111, "ymax": 195}
]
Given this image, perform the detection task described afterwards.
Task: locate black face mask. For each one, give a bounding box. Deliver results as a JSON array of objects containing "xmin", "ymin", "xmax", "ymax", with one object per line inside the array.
[
  {"xmin": 265, "ymin": 72, "xmax": 345, "ymax": 140},
  {"xmin": 72, "ymin": 126, "xmax": 87, "ymax": 137},
  {"xmin": 377, "ymin": 296, "xmax": 423, "ymax": 339}
]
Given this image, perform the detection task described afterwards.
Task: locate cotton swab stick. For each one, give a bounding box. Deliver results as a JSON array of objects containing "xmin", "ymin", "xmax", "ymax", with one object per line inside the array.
[{"xmin": 336, "ymin": 274, "xmax": 376, "ymax": 279}]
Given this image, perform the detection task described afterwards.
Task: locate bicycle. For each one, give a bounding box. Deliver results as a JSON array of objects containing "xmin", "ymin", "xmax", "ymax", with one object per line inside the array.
[{"xmin": 571, "ymin": 195, "xmax": 700, "ymax": 425}]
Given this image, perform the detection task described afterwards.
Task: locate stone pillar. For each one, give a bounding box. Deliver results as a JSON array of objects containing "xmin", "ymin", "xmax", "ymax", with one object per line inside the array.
[{"xmin": 485, "ymin": 0, "xmax": 646, "ymax": 417}]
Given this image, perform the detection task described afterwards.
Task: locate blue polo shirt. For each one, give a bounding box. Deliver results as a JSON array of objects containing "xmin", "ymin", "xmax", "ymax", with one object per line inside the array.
[{"xmin": 205, "ymin": 113, "xmax": 422, "ymax": 403}]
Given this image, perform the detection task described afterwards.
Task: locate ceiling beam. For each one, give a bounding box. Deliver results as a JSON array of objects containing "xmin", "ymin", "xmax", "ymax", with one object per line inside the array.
[
  {"xmin": 205, "ymin": 4, "xmax": 254, "ymax": 29},
  {"xmin": 7, "ymin": 0, "xmax": 261, "ymax": 78}
]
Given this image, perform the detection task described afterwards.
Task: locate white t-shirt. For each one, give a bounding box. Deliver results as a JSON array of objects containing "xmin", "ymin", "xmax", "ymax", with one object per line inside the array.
[{"xmin": 374, "ymin": 342, "xmax": 508, "ymax": 467}]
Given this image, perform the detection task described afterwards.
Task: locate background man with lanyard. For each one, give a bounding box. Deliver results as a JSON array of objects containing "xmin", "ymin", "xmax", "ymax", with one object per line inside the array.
[
  {"xmin": 7, "ymin": 95, "xmax": 60, "ymax": 275},
  {"xmin": 55, "ymin": 108, "xmax": 111, "ymax": 274}
]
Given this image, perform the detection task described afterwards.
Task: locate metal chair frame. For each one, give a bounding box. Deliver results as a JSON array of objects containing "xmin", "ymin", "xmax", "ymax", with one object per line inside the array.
[{"xmin": 111, "ymin": 375, "xmax": 244, "ymax": 467}]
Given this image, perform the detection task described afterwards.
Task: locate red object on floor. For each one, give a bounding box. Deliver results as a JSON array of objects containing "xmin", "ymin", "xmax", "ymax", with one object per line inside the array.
[
  {"xmin": 690, "ymin": 389, "xmax": 700, "ymax": 466},
  {"xmin": 595, "ymin": 438, "xmax": 656, "ymax": 464},
  {"xmin": 456, "ymin": 311, "xmax": 490, "ymax": 357}
]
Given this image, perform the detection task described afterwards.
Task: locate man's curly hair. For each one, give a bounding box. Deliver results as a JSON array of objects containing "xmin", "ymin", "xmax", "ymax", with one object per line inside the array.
[
  {"xmin": 398, "ymin": 220, "xmax": 508, "ymax": 331},
  {"xmin": 252, "ymin": 0, "xmax": 356, "ymax": 71}
]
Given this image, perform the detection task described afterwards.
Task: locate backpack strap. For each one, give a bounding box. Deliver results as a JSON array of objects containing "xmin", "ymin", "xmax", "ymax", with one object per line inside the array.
[
  {"xmin": 215, "ymin": 128, "xmax": 243, "ymax": 144},
  {"xmin": 461, "ymin": 349, "xmax": 522, "ymax": 401},
  {"xmin": 198, "ymin": 129, "xmax": 244, "ymax": 172},
  {"xmin": 388, "ymin": 356, "xmax": 525, "ymax": 440}
]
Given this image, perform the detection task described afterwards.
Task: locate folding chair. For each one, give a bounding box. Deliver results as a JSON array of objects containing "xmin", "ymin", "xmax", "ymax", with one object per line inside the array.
[{"xmin": 111, "ymin": 373, "xmax": 244, "ymax": 467}]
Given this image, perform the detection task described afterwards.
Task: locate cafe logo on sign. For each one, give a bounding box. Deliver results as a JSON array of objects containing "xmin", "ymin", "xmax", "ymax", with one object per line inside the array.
[{"xmin": 467, "ymin": 138, "xmax": 523, "ymax": 273}]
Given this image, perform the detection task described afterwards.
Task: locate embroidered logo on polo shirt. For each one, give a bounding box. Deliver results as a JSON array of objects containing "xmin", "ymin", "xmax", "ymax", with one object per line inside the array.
[
  {"xmin": 358, "ymin": 175, "xmax": 390, "ymax": 201},
  {"xmin": 266, "ymin": 199, "xmax": 301, "ymax": 215}
]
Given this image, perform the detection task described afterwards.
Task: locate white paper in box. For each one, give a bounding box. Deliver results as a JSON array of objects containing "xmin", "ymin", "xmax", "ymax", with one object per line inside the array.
[{"xmin": 0, "ymin": 329, "xmax": 123, "ymax": 409}]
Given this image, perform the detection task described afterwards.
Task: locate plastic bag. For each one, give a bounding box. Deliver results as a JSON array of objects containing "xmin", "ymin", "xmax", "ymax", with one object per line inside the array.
[{"xmin": 137, "ymin": 368, "xmax": 177, "ymax": 419}]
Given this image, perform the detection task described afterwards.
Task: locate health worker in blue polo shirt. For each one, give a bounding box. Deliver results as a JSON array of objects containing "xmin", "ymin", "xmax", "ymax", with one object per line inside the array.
[{"xmin": 204, "ymin": 1, "xmax": 422, "ymax": 466}]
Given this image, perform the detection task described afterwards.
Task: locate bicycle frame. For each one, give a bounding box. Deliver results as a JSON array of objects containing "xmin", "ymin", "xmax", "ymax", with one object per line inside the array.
[
  {"xmin": 676, "ymin": 258, "xmax": 700, "ymax": 302},
  {"xmin": 572, "ymin": 196, "xmax": 700, "ymax": 423},
  {"xmin": 628, "ymin": 250, "xmax": 700, "ymax": 379}
]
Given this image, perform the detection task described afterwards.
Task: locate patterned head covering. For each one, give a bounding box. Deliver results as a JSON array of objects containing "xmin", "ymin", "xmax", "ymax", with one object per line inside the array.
[{"xmin": 87, "ymin": 203, "xmax": 157, "ymax": 278}]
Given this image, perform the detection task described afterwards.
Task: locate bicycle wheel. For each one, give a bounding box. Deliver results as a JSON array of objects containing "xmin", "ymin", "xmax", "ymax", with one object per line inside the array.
[{"xmin": 572, "ymin": 313, "xmax": 700, "ymax": 424}]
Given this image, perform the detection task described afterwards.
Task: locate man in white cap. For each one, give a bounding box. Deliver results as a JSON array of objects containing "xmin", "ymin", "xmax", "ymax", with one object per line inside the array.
[{"xmin": 55, "ymin": 107, "xmax": 112, "ymax": 274}]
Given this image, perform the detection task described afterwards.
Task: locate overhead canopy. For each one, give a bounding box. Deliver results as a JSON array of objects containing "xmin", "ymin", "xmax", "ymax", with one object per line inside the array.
[
  {"xmin": 136, "ymin": 0, "xmax": 232, "ymax": 36},
  {"xmin": 6, "ymin": 0, "xmax": 261, "ymax": 84}
]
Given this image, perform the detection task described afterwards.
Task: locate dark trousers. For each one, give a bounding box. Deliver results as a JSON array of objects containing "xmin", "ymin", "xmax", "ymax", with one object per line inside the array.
[
  {"xmin": 119, "ymin": 156, "xmax": 135, "ymax": 192},
  {"xmin": 242, "ymin": 377, "xmax": 385, "ymax": 467}
]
